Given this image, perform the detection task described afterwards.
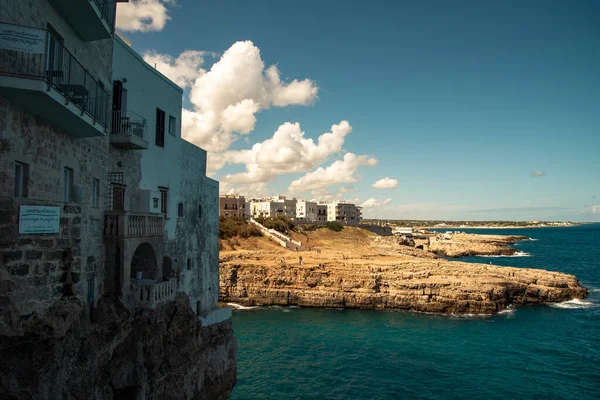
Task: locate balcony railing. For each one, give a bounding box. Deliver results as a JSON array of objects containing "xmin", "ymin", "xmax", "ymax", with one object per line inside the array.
[
  {"xmin": 93, "ymin": 0, "xmax": 118, "ymax": 32},
  {"xmin": 132, "ymin": 278, "xmax": 177, "ymax": 308},
  {"xmin": 104, "ymin": 211, "xmax": 164, "ymax": 238},
  {"xmin": 111, "ymin": 110, "xmax": 147, "ymax": 139},
  {"xmin": 0, "ymin": 24, "xmax": 109, "ymax": 127}
]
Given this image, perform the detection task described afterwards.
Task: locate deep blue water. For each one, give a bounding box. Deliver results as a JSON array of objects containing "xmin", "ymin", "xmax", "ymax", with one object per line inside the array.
[{"xmin": 230, "ymin": 224, "xmax": 600, "ymax": 400}]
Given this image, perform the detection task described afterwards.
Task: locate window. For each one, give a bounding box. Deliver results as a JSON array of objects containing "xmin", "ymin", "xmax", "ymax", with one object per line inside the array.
[
  {"xmin": 112, "ymin": 80, "xmax": 128, "ymax": 134},
  {"xmin": 168, "ymin": 115, "xmax": 176, "ymax": 136},
  {"xmin": 63, "ymin": 167, "xmax": 74, "ymax": 202},
  {"xmin": 46, "ymin": 24, "xmax": 64, "ymax": 86},
  {"xmin": 159, "ymin": 187, "xmax": 168, "ymax": 216},
  {"xmin": 198, "ymin": 205, "xmax": 202, "ymax": 219},
  {"xmin": 14, "ymin": 161, "xmax": 28, "ymax": 197},
  {"xmin": 92, "ymin": 178, "xmax": 99, "ymax": 208},
  {"xmin": 178, "ymin": 202, "xmax": 184, "ymax": 217},
  {"xmin": 155, "ymin": 108, "xmax": 166, "ymax": 146},
  {"xmin": 153, "ymin": 198, "xmax": 159, "ymax": 209},
  {"xmin": 106, "ymin": 172, "xmax": 124, "ymax": 211},
  {"xmin": 224, "ymin": 204, "xmax": 228, "ymax": 210},
  {"xmin": 187, "ymin": 258, "xmax": 192, "ymax": 270}
]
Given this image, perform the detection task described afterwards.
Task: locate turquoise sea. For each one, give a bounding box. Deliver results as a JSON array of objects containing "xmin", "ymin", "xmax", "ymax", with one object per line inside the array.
[{"xmin": 230, "ymin": 224, "xmax": 600, "ymax": 400}]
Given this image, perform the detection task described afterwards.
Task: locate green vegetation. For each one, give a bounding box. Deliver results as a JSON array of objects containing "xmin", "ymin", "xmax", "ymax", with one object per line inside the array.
[
  {"xmin": 256, "ymin": 216, "xmax": 296, "ymax": 234},
  {"xmin": 326, "ymin": 221, "xmax": 344, "ymax": 232},
  {"xmin": 219, "ymin": 216, "xmax": 263, "ymax": 239}
]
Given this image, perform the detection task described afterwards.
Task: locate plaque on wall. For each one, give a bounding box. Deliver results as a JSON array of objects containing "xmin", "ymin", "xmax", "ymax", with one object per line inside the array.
[{"xmin": 19, "ymin": 206, "xmax": 60, "ymax": 234}]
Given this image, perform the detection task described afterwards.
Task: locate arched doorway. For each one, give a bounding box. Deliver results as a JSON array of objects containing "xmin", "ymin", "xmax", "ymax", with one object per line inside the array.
[
  {"xmin": 163, "ymin": 256, "xmax": 173, "ymax": 280},
  {"xmin": 130, "ymin": 243, "xmax": 158, "ymax": 281}
]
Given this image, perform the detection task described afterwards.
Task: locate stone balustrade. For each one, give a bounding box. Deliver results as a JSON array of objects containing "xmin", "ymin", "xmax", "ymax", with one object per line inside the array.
[
  {"xmin": 104, "ymin": 211, "xmax": 164, "ymax": 237},
  {"xmin": 131, "ymin": 278, "xmax": 177, "ymax": 308}
]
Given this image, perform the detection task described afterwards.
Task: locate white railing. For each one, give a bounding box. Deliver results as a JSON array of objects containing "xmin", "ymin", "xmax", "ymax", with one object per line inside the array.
[
  {"xmin": 249, "ymin": 218, "xmax": 302, "ymax": 248},
  {"xmin": 132, "ymin": 278, "xmax": 177, "ymax": 308},
  {"xmin": 104, "ymin": 211, "xmax": 164, "ymax": 237}
]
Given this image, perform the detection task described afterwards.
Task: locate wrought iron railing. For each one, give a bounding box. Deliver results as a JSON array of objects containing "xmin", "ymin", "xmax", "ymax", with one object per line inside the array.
[
  {"xmin": 111, "ymin": 110, "xmax": 147, "ymax": 139},
  {"xmin": 0, "ymin": 23, "xmax": 109, "ymax": 127},
  {"xmin": 93, "ymin": 0, "xmax": 117, "ymax": 31}
]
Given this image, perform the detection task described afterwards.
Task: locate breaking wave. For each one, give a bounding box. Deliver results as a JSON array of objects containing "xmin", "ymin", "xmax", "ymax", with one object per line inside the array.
[
  {"xmin": 498, "ymin": 305, "xmax": 516, "ymax": 316},
  {"xmin": 228, "ymin": 303, "xmax": 258, "ymax": 310},
  {"xmin": 481, "ymin": 251, "xmax": 530, "ymax": 258},
  {"xmin": 549, "ymin": 299, "xmax": 599, "ymax": 309}
]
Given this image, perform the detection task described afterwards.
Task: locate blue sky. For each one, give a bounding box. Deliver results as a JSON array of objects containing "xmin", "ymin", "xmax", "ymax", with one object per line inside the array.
[{"xmin": 116, "ymin": 0, "xmax": 600, "ymax": 221}]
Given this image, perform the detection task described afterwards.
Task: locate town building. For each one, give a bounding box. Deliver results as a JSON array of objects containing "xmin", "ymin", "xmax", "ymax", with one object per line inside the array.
[
  {"xmin": 318, "ymin": 201, "xmax": 361, "ymax": 224},
  {"xmin": 219, "ymin": 194, "xmax": 247, "ymax": 218},
  {"xmin": 0, "ymin": 0, "xmax": 229, "ymax": 359},
  {"xmin": 296, "ymin": 200, "xmax": 317, "ymax": 221},
  {"xmin": 250, "ymin": 196, "xmax": 297, "ymax": 219},
  {"xmin": 316, "ymin": 204, "xmax": 328, "ymax": 221}
]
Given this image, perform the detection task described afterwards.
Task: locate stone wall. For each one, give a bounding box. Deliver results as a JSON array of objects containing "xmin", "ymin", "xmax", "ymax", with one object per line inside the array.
[
  {"xmin": 170, "ymin": 141, "xmax": 219, "ymax": 315},
  {"xmin": 0, "ymin": 197, "xmax": 82, "ymax": 336},
  {"xmin": 0, "ymin": 0, "xmax": 114, "ymax": 87}
]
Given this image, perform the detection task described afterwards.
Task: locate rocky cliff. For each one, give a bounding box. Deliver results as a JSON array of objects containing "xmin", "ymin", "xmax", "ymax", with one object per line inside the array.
[
  {"xmin": 219, "ymin": 229, "xmax": 587, "ymax": 314},
  {"xmin": 428, "ymin": 233, "xmax": 529, "ymax": 257},
  {"xmin": 0, "ymin": 294, "xmax": 237, "ymax": 400}
]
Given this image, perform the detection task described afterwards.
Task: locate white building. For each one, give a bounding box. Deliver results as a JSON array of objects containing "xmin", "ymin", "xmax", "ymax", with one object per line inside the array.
[
  {"xmin": 318, "ymin": 201, "xmax": 361, "ymax": 225},
  {"xmin": 250, "ymin": 196, "xmax": 297, "ymax": 219},
  {"xmin": 296, "ymin": 200, "xmax": 318, "ymax": 221}
]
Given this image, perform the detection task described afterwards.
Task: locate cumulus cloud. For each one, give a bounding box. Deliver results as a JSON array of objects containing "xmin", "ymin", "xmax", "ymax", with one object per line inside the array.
[
  {"xmin": 360, "ymin": 198, "xmax": 392, "ymax": 208},
  {"xmin": 177, "ymin": 41, "xmax": 318, "ymax": 153},
  {"xmin": 287, "ymin": 153, "xmax": 378, "ymax": 193},
  {"xmin": 116, "ymin": 0, "xmax": 175, "ymax": 32},
  {"xmin": 217, "ymin": 120, "xmax": 352, "ymax": 182},
  {"xmin": 531, "ymin": 171, "xmax": 545, "ymax": 177},
  {"xmin": 372, "ymin": 177, "xmax": 399, "ymax": 189},
  {"xmin": 142, "ymin": 50, "xmax": 208, "ymax": 88},
  {"xmin": 592, "ymin": 205, "xmax": 600, "ymax": 214}
]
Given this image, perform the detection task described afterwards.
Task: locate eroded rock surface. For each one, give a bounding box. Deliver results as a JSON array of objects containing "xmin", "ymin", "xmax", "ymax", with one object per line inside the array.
[
  {"xmin": 0, "ymin": 294, "xmax": 237, "ymax": 400},
  {"xmin": 219, "ymin": 229, "xmax": 587, "ymax": 314},
  {"xmin": 429, "ymin": 233, "xmax": 529, "ymax": 257}
]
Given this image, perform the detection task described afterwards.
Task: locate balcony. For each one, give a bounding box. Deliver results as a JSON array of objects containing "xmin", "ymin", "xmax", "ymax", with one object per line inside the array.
[
  {"xmin": 104, "ymin": 211, "xmax": 164, "ymax": 238},
  {"xmin": 51, "ymin": 0, "xmax": 120, "ymax": 41},
  {"xmin": 131, "ymin": 278, "xmax": 177, "ymax": 308},
  {"xmin": 110, "ymin": 110, "xmax": 149, "ymax": 149},
  {"xmin": 0, "ymin": 23, "xmax": 109, "ymax": 137}
]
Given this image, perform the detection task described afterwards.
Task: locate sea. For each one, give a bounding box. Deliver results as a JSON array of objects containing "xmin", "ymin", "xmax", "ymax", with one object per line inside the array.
[{"xmin": 229, "ymin": 223, "xmax": 600, "ymax": 400}]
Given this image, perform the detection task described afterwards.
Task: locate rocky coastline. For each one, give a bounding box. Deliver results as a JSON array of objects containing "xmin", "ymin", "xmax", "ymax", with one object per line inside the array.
[
  {"xmin": 219, "ymin": 228, "xmax": 587, "ymax": 315},
  {"xmin": 428, "ymin": 233, "xmax": 529, "ymax": 258}
]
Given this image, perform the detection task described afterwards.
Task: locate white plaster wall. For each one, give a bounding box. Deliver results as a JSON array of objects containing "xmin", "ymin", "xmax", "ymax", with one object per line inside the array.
[{"xmin": 112, "ymin": 37, "xmax": 185, "ymax": 240}]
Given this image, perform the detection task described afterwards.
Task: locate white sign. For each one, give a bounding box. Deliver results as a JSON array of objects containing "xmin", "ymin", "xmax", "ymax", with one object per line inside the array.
[
  {"xmin": 19, "ymin": 206, "xmax": 60, "ymax": 234},
  {"xmin": 0, "ymin": 23, "xmax": 46, "ymax": 54}
]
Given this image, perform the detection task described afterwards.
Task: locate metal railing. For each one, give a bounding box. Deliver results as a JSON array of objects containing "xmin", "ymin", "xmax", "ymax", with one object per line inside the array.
[
  {"xmin": 0, "ymin": 24, "xmax": 109, "ymax": 127},
  {"xmin": 104, "ymin": 211, "xmax": 164, "ymax": 237},
  {"xmin": 111, "ymin": 110, "xmax": 147, "ymax": 140},
  {"xmin": 93, "ymin": 0, "xmax": 118, "ymax": 31}
]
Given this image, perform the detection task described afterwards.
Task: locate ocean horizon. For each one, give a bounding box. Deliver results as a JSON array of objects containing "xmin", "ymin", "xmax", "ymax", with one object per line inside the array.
[{"xmin": 230, "ymin": 223, "xmax": 600, "ymax": 399}]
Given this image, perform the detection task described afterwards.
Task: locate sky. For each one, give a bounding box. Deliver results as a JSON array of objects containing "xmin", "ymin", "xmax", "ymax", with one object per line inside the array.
[{"xmin": 115, "ymin": 0, "xmax": 600, "ymax": 221}]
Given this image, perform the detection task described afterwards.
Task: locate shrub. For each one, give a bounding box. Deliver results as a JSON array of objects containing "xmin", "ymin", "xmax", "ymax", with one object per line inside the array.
[
  {"xmin": 326, "ymin": 221, "xmax": 344, "ymax": 232},
  {"xmin": 262, "ymin": 216, "xmax": 295, "ymax": 234},
  {"xmin": 219, "ymin": 216, "xmax": 263, "ymax": 240}
]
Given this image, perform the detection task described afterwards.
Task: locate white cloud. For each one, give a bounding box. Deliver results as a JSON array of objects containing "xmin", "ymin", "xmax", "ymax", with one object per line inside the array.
[
  {"xmin": 531, "ymin": 171, "xmax": 545, "ymax": 177},
  {"xmin": 142, "ymin": 50, "xmax": 207, "ymax": 88},
  {"xmin": 372, "ymin": 177, "xmax": 399, "ymax": 189},
  {"xmin": 217, "ymin": 120, "xmax": 352, "ymax": 182},
  {"xmin": 287, "ymin": 153, "xmax": 378, "ymax": 193},
  {"xmin": 179, "ymin": 41, "xmax": 318, "ymax": 153},
  {"xmin": 360, "ymin": 198, "xmax": 392, "ymax": 208},
  {"xmin": 116, "ymin": 0, "xmax": 175, "ymax": 32},
  {"xmin": 592, "ymin": 205, "xmax": 600, "ymax": 214}
]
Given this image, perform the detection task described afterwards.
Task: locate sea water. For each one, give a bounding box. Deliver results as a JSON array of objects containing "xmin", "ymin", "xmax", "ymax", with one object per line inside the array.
[{"xmin": 230, "ymin": 224, "xmax": 600, "ymax": 400}]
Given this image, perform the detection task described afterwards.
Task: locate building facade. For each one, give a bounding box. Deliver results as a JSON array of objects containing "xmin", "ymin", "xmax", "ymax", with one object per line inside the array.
[
  {"xmin": 219, "ymin": 195, "xmax": 247, "ymax": 218},
  {"xmin": 296, "ymin": 200, "xmax": 317, "ymax": 221},
  {"xmin": 318, "ymin": 201, "xmax": 361, "ymax": 224}
]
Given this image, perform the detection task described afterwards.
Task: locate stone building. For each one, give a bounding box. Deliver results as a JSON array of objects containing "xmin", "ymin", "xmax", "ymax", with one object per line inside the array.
[
  {"xmin": 0, "ymin": 1, "xmax": 235, "ymax": 397},
  {"xmin": 318, "ymin": 200, "xmax": 361, "ymax": 225},
  {"xmin": 219, "ymin": 194, "xmax": 247, "ymax": 218}
]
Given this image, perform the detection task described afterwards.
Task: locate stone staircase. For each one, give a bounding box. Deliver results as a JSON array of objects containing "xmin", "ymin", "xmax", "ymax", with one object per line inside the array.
[{"xmin": 249, "ymin": 218, "xmax": 303, "ymax": 250}]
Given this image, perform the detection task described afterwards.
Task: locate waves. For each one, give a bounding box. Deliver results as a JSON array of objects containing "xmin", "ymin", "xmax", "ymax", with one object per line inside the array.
[
  {"xmin": 227, "ymin": 303, "xmax": 258, "ymax": 310},
  {"xmin": 497, "ymin": 305, "xmax": 516, "ymax": 317},
  {"xmin": 481, "ymin": 251, "xmax": 531, "ymax": 258},
  {"xmin": 549, "ymin": 299, "xmax": 599, "ymax": 309}
]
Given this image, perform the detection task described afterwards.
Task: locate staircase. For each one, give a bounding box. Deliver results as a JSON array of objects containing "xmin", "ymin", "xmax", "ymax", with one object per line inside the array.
[{"xmin": 249, "ymin": 218, "xmax": 303, "ymax": 250}]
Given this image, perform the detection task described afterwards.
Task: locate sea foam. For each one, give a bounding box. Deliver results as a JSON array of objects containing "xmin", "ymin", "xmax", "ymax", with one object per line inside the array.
[
  {"xmin": 227, "ymin": 303, "xmax": 258, "ymax": 310},
  {"xmin": 498, "ymin": 305, "xmax": 516, "ymax": 317},
  {"xmin": 549, "ymin": 299, "xmax": 599, "ymax": 309},
  {"xmin": 481, "ymin": 251, "xmax": 530, "ymax": 258}
]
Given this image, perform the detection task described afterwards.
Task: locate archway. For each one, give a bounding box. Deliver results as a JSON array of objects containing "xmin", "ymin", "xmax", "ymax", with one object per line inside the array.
[
  {"xmin": 130, "ymin": 243, "xmax": 158, "ymax": 280},
  {"xmin": 163, "ymin": 256, "xmax": 173, "ymax": 280}
]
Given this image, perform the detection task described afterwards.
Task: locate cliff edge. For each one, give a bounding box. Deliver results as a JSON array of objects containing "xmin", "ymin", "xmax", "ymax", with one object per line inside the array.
[
  {"xmin": 219, "ymin": 228, "xmax": 587, "ymax": 314},
  {"xmin": 0, "ymin": 294, "xmax": 237, "ymax": 400}
]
